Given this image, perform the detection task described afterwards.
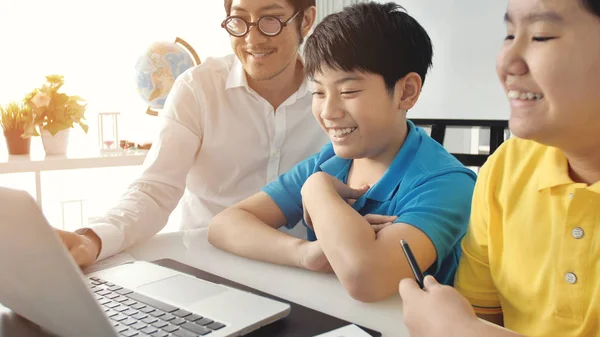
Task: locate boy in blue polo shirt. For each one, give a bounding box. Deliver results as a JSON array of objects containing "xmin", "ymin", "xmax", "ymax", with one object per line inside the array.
[{"xmin": 208, "ymin": 2, "xmax": 476, "ymax": 302}]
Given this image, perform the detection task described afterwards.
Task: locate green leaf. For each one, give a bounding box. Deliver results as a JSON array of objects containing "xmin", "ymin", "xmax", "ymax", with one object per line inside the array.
[
  {"xmin": 79, "ymin": 121, "xmax": 89, "ymax": 133},
  {"xmin": 45, "ymin": 121, "xmax": 71, "ymax": 135}
]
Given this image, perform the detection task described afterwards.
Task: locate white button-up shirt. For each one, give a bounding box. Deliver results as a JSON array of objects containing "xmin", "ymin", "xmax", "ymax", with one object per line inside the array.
[{"xmin": 88, "ymin": 54, "xmax": 329, "ymax": 261}]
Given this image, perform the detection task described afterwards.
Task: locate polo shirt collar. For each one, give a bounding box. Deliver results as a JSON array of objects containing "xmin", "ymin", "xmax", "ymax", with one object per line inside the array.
[
  {"xmin": 319, "ymin": 120, "xmax": 420, "ymax": 202},
  {"xmin": 536, "ymin": 146, "xmax": 574, "ymax": 191}
]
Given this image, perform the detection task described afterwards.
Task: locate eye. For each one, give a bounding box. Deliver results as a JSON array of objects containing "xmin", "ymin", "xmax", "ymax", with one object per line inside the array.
[
  {"xmin": 312, "ymin": 91, "xmax": 325, "ymax": 98},
  {"xmin": 532, "ymin": 36, "xmax": 557, "ymax": 42},
  {"xmin": 341, "ymin": 90, "xmax": 361, "ymax": 96},
  {"xmin": 504, "ymin": 35, "xmax": 515, "ymax": 41}
]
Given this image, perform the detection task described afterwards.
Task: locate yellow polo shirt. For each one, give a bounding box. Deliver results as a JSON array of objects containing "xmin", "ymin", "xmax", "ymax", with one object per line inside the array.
[{"xmin": 455, "ymin": 138, "xmax": 600, "ymax": 337}]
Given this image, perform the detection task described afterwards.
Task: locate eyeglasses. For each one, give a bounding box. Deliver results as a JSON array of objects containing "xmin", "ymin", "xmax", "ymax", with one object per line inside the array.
[{"xmin": 221, "ymin": 11, "xmax": 300, "ymax": 37}]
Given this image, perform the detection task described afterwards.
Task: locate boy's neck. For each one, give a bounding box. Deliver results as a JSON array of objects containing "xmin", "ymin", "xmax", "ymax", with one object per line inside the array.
[
  {"xmin": 564, "ymin": 142, "xmax": 600, "ymax": 185},
  {"xmin": 247, "ymin": 57, "xmax": 304, "ymax": 111},
  {"xmin": 347, "ymin": 121, "xmax": 409, "ymax": 188}
]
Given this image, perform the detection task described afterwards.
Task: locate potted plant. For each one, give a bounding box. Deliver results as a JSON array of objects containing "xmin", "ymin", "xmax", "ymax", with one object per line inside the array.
[
  {"xmin": 0, "ymin": 101, "xmax": 32, "ymax": 155},
  {"xmin": 23, "ymin": 74, "xmax": 88, "ymax": 155}
]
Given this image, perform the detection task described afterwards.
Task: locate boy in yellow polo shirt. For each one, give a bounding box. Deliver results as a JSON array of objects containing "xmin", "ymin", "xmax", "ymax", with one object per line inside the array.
[{"xmin": 398, "ymin": 0, "xmax": 600, "ymax": 336}]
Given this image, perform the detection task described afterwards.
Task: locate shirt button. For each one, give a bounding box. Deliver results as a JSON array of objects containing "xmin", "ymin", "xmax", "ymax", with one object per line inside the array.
[
  {"xmin": 271, "ymin": 150, "xmax": 280, "ymax": 158},
  {"xmin": 565, "ymin": 272, "xmax": 578, "ymax": 284},
  {"xmin": 568, "ymin": 193, "xmax": 574, "ymax": 200},
  {"xmin": 572, "ymin": 227, "xmax": 585, "ymax": 239}
]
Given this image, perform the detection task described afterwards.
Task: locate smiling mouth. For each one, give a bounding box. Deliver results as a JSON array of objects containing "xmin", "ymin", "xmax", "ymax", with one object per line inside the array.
[
  {"xmin": 328, "ymin": 127, "xmax": 357, "ymax": 139},
  {"xmin": 507, "ymin": 90, "xmax": 544, "ymax": 101},
  {"xmin": 247, "ymin": 51, "xmax": 274, "ymax": 59}
]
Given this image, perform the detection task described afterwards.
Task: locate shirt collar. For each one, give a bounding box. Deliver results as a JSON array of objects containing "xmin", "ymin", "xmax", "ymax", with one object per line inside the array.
[
  {"xmin": 225, "ymin": 57, "xmax": 247, "ymax": 90},
  {"xmin": 536, "ymin": 146, "xmax": 575, "ymax": 191},
  {"xmin": 535, "ymin": 146, "xmax": 600, "ymax": 194},
  {"xmin": 225, "ymin": 56, "xmax": 312, "ymax": 100},
  {"xmin": 319, "ymin": 120, "xmax": 421, "ymax": 202},
  {"xmin": 589, "ymin": 182, "xmax": 600, "ymax": 194}
]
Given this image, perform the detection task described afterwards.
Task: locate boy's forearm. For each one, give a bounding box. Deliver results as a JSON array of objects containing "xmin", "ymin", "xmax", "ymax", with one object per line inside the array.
[
  {"xmin": 306, "ymin": 192, "xmax": 375, "ymax": 255},
  {"xmin": 208, "ymin": 208, "xmax": 305, "ymax": 267},
  {"xmin": 303, "ymin": 186, "xmax": 377, "ymax": 291}
]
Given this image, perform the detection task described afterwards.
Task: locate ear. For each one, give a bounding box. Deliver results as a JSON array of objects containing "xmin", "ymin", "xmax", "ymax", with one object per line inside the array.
[
  {"xmin": 301, "ymin": 6, "xmax": 317, "ymax": 38},
  {"xmin": 394, "ymin": 72, "xmax": 423, "ymax": 111}
]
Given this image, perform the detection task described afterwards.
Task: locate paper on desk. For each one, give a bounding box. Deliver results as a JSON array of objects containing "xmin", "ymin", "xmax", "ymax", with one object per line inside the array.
[
  {"xmin": 83, "ymin": 253, "xmax": 136, "ymax": 274},
  {"xmin": 313, "ymin": 324, "xmax": 372, "ymax": 337}
]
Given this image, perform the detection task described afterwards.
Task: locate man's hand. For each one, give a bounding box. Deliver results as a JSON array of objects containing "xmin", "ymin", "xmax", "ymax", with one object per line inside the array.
[
  {"xmin": 299, "ymin": 240, "xmax": 333, "ymax": 273},
  {"xmin": 363, "ymin": 214, "xmax": 397, "ymax": 233},
  {"xmin": 301, "ymin": 172, "xmax": 369, "ymax": 229},
  {"xmin": 55, "ymin": 229, "xmax": 102, "ymax": 268},
  {"xmin": 399, "ymin": 276, "xmax": 479, "ymax": 337}
]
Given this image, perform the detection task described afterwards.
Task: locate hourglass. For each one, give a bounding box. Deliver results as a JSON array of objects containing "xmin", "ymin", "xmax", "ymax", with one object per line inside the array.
[{"xmin": 98, "ymin": 112, "xmax": 121, "ymax": 152}]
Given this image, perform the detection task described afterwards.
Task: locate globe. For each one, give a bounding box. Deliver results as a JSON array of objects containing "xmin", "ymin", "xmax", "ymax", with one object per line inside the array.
[{"xmin": 134, "ymin": 38, "xmax": 200, "ymax": 115}]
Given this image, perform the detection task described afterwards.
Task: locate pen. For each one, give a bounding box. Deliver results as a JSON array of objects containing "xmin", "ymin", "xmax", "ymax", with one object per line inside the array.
[{"xmin": 400, "ymin": 239, "xmax": 425, "ymax": 289}]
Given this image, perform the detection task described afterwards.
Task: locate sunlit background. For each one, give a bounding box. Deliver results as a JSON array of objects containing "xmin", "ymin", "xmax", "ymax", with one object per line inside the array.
[
  {"xmin": 0, "ymin": 0, "xmax": 502, "ymax": 231},
  {"xmin": 0, "ymin": 0, "xmax": 234, "ymax": 231}
]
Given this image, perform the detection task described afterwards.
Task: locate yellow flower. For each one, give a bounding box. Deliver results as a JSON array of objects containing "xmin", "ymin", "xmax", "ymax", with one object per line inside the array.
[
  {"xmin": 22, "ymin": 75, "xmax": 88, "ymax": 137},
  {"xmin": 30, "ymin": 91, "xmax": 51, "ymax": 108}
]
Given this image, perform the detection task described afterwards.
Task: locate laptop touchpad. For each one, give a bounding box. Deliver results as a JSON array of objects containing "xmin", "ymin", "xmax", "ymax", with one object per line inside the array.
[{"xmin": 137, "ymin": 275, "xmax": 227, "ymax": 305}]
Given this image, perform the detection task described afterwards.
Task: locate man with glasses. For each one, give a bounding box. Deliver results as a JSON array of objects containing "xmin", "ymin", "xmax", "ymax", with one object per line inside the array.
[
  {"xmin": 222, "ymin": 10, "xmax": 300, "ymax": 37},
  {"xmin": 55, "ymin": 0, "xmax": 328, "ymax": 268}
]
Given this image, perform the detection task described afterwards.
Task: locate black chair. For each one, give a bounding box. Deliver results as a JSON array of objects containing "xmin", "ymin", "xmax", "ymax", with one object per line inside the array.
[{"xmin": 411, "ymin": 119, "xmax": 509, "ymax": 167}]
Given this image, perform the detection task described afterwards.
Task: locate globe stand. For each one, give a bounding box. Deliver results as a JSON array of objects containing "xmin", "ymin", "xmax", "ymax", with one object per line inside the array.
[{"xmin": 145, "ymin": 106, "xmax": 159, "ymax": 117}]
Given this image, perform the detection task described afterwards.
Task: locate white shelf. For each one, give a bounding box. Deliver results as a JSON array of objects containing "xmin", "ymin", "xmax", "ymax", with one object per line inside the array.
[
  {"xmin": 0, "ymin": 145, "xmax": 148, "ymax": 207},
  {"xmin": 0, "ymin": 150, "xmax": 148, "ymax": 174}
]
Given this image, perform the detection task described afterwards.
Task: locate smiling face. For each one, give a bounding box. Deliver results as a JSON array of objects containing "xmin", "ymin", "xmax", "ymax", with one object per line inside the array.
[
  {"xmin": 228, "ymin": 0, "xmax": 310, "ymax": 82},
  {"xmin": 312, "ymin": 67, "xmax": 417, "ymax": 161},
  {"xmin": 498, "ymin": 0, "xmax": 600, "ymax": 150}
]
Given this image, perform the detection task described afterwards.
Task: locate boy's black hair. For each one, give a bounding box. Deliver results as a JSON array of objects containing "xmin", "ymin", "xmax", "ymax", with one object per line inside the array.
[
  {"xmin": 583, "ymin": 0, "xmax": 600, "ymax": 17},
  {"xmin": 304, "ymin": 2, "xmax": 433, "ymax": 92}
]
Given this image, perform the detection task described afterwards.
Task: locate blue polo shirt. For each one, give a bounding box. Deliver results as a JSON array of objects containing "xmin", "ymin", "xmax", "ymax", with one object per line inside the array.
[{"xmin": 263, "ymin": 121, "xmax": 476, "ymax": 285}]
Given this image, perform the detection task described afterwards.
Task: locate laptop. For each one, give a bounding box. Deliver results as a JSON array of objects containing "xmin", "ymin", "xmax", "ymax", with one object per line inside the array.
[{"xmin": 0, "ymin": 187, "xmax": 291, "ymax": 337}]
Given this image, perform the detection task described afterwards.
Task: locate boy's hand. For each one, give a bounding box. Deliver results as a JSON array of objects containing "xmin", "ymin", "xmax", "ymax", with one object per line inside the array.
[
  {"xmin": 299, "ymin": 240, "xmax": 333, "ymax": 273},
  {"xmin": 399, "ymin": 276, "xmax": 479, "ymax": 337},
  {"xmin": 364, "ymin": 214, "xmax": 397, "ymax": 233},
  {"xmin": 301, "ymin": 172, "xmax": 370, "ymax": 229},
  {"xmin": 302, "ymin": 172, "xmax": 369, "ymax": 200}
]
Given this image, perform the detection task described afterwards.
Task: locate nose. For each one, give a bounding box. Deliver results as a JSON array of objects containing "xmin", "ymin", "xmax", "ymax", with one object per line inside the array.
[
  {"xmin": 319, "ymin": 96, "xmax": 345, "ymax": 121},
  {"xmin": 498, "ymin": 38, "xmax": 529, "ymax": 78},
  {"xmin": 245, "ymin": 22, "xmax": 268, "ymax": 45}
]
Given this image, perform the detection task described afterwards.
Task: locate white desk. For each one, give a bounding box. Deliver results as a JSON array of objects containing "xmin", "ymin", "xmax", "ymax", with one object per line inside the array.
[
  {"xmin": 124, "ymin": 229, "xmax": 408, "ymax": 337},
  {"xmin": 0, "ymin": 149, "xmax": 147, "ymax": 206},
  {"xmin": 0, "ymin": 229, "xmax": 408, "ymax": 337}
]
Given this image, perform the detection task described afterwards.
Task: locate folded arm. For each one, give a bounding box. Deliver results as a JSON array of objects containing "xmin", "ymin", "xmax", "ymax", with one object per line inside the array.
[
  {"xmin": 301, "ymin": 173, "xmax": 436, "ymax": 302},
  {"xmin": 302, "ymin": 170, "xmax": 475, "ymax": 302},
  {"xmin": 208, "ymin": 192, "xmax": 307, "ymax": 267}
]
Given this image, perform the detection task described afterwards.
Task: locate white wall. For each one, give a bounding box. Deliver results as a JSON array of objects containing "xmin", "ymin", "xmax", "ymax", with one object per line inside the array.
[
  {"xmin": 0, "ymin": 0, "xmax": 233, "ymax": 145},
  {"xmin": 316, "ymin": 0, "xmax": 369, "ymax": 23},
  {"xmin": 380, "ymin": 0, "xmax": 510, "ymax": 153},
  {"xmin": 381, "ymin": 0, "xmax": 509, "ymax": 121}
]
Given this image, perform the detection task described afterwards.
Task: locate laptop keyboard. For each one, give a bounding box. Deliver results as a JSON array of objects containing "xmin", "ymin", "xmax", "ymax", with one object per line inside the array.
[{"xmin": 88, "ymin": 277, "xmax": 227, "ymax": 337}]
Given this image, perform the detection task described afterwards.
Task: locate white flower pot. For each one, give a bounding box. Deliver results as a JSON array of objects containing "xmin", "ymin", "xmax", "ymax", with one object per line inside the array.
[{"xmin": 41, "ymin": 128, "xmax": 71, "ymax": 155}]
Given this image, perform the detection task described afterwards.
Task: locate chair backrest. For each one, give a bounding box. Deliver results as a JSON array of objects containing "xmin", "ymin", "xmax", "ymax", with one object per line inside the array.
[{"xmin": 411, "ymin": 119, "xmax": 509, "ymax": 168}]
